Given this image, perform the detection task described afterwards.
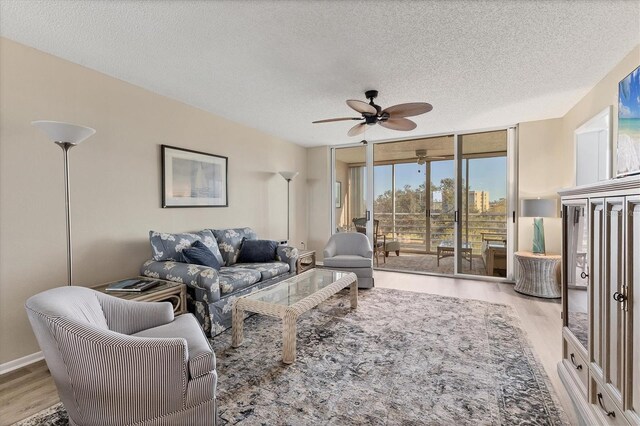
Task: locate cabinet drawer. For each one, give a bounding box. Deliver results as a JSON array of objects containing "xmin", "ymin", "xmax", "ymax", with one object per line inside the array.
[
  {"xmin": 563, "ymin": 336, "xmax": 588, "ymax": 393},
  {"xmin": 591, "ymin": 377, "xmax": 629, "ymax": 426}
]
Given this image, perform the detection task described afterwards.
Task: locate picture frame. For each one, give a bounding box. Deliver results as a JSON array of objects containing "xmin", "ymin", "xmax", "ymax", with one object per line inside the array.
[
  {"xmin": 335, "ymin": 181, "xmax": 342, "ymax": 208},
  {"xmin": 161, "ymin": 145, "xmax": 228, "ymax": 208},
  {"xmin": 616, "ymin": 65, "xmax": 640, "ymax": 177}
]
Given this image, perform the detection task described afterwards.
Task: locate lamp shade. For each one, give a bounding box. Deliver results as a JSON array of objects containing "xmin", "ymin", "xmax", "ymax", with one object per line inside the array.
[
  {"xmin": 521, "ymin": 198, "xmax": 558, "ymax": 218},
  {"xmin": 278, "ymin": 171, "xmax": 299, "ymax": 181},
  {"xmin": 32, "ymin": 120, "xmax": 96, "ymax": 145}
]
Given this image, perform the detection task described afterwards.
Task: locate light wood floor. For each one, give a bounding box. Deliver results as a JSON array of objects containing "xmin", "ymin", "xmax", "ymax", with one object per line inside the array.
[{"xmin": 0, "ymin": 271, "xmax": 578, "ymax": 425}]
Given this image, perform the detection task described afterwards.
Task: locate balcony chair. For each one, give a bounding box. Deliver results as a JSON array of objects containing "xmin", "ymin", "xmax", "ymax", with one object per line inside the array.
[
  {"xmin": 25, "ymin": 286, "xmax": 217, "ymax": 426},
  {"xmin": 323, "ymin": 232, "xmax": 374, "ymax": 288},
  {"xmin": 352, "ymin": 217, "xmax": 386, "ymax": 266}
]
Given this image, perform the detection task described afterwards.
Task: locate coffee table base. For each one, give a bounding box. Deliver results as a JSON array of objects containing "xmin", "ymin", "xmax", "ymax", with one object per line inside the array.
[{"xmin": 231, "ymin": 274, "xmax": 357, "ymax": 364}]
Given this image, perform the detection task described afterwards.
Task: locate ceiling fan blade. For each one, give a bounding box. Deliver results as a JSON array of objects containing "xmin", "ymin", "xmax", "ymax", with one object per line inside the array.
[
  {"xmin": 312, "ymin": 117, "xmax": 362, "ymax": 124},
  {"xmin": 379, "ymin": 118, "xmax": 417, "ymax": 131},
  {"xmin": 347, "ymin": 122, "xmax": 367, "ymax": 137},
  {"xmin": 382, "ymin": 102, "xmax": 433, "ymax": 118},
  {"xmin": 346, "ymin": 100, "xmax": 377, "ymax": 115}
]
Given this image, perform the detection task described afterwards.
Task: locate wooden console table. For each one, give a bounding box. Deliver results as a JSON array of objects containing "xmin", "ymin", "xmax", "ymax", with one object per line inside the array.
[
  {"xmin": 93, "ymin": 277, "xmax": 186, "ymax": 315},
  {"xmin": 514, "ymin": 251, "xmax": 561, "ymax": 298}
]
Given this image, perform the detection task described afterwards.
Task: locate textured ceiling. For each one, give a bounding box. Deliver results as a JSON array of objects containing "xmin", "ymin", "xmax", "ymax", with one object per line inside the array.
[{"xmin": 1, "ymin": 1, "xmax": 639, "ymax": 147}]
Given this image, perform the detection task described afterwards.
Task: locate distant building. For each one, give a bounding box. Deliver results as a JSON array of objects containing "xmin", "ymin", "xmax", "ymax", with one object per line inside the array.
[{"xmin": 469, "ymin": 191, "xmax": 490, "ymax": 212}]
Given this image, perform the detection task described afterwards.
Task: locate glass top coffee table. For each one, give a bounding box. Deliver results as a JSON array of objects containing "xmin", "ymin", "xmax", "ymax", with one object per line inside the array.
[{"xmin": 231, "ymin": 268, "xmax": 358, "ymax": 364}]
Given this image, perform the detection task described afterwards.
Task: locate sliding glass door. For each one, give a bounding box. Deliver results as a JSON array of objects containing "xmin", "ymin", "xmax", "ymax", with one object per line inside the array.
[
  {"xmin": 331, "ymin": 127, "xmax": 517, "ymax": 281},
  {"xmin": 457, "ymin": 131, "xmax": 509, "ymax": 276}
]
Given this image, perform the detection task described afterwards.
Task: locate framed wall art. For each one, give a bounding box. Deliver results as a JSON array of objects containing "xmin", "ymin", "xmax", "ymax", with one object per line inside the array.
[
  {"xmin": 161, "ymin": 145, "xmax": 228, "ymax": 207},
  {"xmin": 617, "ymin": 65, "xmax": 640, "ymax": 177}
]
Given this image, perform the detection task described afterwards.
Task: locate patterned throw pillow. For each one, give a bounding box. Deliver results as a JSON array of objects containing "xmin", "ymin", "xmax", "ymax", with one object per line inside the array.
[
  {"xmin": 211, "ymin": 227, "xmax": 257, "ymax": 266},
  {"xmin": 149, "ymin": 229, "xmax": 224, "ymax": 263}
]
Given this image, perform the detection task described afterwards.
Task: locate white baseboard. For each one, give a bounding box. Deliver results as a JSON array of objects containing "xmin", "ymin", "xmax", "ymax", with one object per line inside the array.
[{"xmin": 0, "ymin": 351, "xmax": 44, "ymax": 375}]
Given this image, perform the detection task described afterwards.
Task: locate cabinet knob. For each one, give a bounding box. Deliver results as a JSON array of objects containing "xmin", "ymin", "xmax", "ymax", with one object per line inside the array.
[
  {"xmin": 612, "ymin": 292, "xmax": 627, "ymax": 303},
  {"xmin": 580, "ymin": 271, "xmax": 589, "ymax": 279}
]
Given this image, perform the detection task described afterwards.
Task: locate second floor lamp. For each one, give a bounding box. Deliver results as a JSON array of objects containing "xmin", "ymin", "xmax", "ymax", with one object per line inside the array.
[{"xmin": 278, "ymin": 171, "xmax": 298, "ymax": 243}]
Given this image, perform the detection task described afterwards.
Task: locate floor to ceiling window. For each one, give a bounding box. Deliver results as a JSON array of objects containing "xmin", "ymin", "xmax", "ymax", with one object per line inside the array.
[{"xmin": 332, "ymin": 128, "xmax": 516, "ymax": 280}]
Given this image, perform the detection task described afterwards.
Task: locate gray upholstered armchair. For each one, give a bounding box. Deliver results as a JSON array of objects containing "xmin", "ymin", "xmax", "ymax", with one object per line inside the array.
[
  {"xmin": 323, "ymin": 232, "xmax": 374, "ymax": 288},
  {"xmin": 25, "ymin": 286, "xmax": 217, "ymax": 426}
]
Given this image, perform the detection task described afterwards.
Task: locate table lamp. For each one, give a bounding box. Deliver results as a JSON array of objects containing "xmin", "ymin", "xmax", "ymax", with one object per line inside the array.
[{"xmin": 521, "ymin": 198, "xmax": 558, "ymax": 255}]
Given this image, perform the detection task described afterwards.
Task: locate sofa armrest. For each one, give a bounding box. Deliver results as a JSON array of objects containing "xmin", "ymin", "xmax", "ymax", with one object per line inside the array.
[
  {"xmin": 276, "ymin": 245, "xmax": 299, "ymax": 273},
  {"xmin": 141, "ymin": 260, "xmax": 221, "ymax": 303}
]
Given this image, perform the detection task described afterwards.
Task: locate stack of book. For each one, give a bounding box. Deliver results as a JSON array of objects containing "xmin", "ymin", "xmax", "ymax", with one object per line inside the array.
[{"xmin": 105, "ymin": 278, "xmax": 160, "ymax": 292}]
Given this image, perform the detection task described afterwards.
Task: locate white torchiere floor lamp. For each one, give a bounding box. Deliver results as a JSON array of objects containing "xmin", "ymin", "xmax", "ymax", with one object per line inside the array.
[
  {"xmin": 32, "ymin": 120, "xmax": 96, "ymax": 286},
  {"xmin": 278, "ymin": 171, "xmax": 298, "ymax": 243}
]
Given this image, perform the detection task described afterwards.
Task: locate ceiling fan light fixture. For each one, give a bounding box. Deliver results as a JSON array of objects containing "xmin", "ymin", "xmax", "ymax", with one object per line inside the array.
[{"xmin": 312, "ymin": 90, "xmax": 433, "ymax": 136}]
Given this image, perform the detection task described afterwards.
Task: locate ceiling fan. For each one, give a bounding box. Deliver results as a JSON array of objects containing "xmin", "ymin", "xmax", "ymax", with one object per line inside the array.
[
  {"xmin": 312, "ymin": 90, "xmax": 433, "ymax": 137},
  {"xmin": 415, "ymin": 149, "xmax": 446, "ymax": 165}
]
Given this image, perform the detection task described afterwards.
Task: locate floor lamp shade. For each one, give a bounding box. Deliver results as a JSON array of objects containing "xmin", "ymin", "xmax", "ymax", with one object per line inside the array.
[
  {"xmin": 278, "ymin": 171, "xmax": 299, "ymax": 181},
  {"xmin": 31, "ymin": 120, "xmax": 96, "ymax": 145},
  {"xmin": 521, "ymin": 198, "xmax": 558, "ymax": 254},
  {"xmin": 32, "ymin": 120, "xmax": 96, "ymax": 286},
  {"xmin": 278, "ymin": 171, "xmax": 298, "ymax": 242}
]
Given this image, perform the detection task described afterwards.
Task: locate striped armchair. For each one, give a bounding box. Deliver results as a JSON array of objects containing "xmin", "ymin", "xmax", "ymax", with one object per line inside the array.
[{"xmin": 25, "ymin": 286, "xmax": 217, "ymax": 426}]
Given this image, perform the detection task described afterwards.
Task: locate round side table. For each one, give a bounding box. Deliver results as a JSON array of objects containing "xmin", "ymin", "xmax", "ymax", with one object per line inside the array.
[{"xmin": 514, "ymin": 251, "xmax": 562, "ymax": 298}]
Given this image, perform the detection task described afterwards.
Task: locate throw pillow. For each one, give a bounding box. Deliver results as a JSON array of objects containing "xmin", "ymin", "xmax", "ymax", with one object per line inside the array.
[
  {"xmin": 182, "ymin": 240, "xmax": 221, "ymax": 271},
  {"xmin": 149, "ymin": 229, "xmax": 223, "ymax": 263},
  {"xmin": 212, "ymin": 227, "xmax": 257, "ymax": 266},
  {"xmin": 237, "ymin": 239, "xmax": 279, "ymax": 263}
]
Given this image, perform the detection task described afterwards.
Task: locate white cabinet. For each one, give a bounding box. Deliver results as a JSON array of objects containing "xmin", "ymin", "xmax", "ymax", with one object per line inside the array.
[{"xmin": 558, "ymin": 177, "xmax": 640, "ymax": 425}]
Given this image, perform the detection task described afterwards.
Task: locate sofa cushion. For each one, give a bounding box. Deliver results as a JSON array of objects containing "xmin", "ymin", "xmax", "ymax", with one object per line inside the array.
[
  {"xmin": 237, "ymin": 239, "xmax": 278, "ymax": 263},
  {"xmin": 323, "ymin": 255, "xmax": 373, "ymax": 268},
  {"xmin": 149, "ymin": 229, "xmax": 223, "ymax": 263},
  {"xmin": 234, "ymin": 261, "xmax": 290, "ymax": 281},
  {"xmin": 132, "ymin": 314, "xmax": 215, "ymax": 379},
  {"xmin": 212, "ymin": 228, "xmax": 257, "ymax": 266},
  {"xmin": 182, "ymin": 240, "xmax": 221, "ymax": 271},
  {"xmin": 218, "ymin": 267, "xmax": 261, "ymax": 295}
]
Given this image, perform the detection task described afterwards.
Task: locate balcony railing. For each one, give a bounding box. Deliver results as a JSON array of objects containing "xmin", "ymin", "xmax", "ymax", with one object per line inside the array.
[{"xmin": 374, "ymin": 211, "xmax": 507, "ymax": 254}]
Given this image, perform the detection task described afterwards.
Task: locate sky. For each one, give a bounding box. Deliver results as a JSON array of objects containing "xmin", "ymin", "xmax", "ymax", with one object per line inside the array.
[
  {"xmin": 374, "ymin": 157, "xmax": 507, "ymax": 202},
  {"xmin": 619, "ymin": 66, "xmax": 640, "ymax": 119}
]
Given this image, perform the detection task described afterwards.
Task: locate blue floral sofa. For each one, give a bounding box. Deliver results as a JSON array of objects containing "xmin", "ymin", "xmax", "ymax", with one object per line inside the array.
[{"xmin": 140, "ymin": 227, "xmax": 298, "ymax": 337}]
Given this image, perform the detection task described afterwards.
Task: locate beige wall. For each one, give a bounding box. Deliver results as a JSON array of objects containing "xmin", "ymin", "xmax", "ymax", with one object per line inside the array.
[
  {"xmin": 517, "ymin": 118, "xmax": 565, "ymax": 254},
  {"xmin": 306, "ymin": 146, "xmax": 331, "ymax": 260},
  {"xmin": 0, "ymin": 38, "xmax": 308, "ymax": 364},
  {"xmin": 517, "ymin": 44, "xmax": 639, "ymax": 254},
  {"xmin": 562, "ymin": 45, "xmax": 640, "ymax": 180}
]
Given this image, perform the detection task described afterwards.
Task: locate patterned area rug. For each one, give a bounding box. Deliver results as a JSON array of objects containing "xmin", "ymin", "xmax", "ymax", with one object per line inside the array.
[{"xmin": 16, "ymin": 288, "xmax": 567, "ymax": 425}]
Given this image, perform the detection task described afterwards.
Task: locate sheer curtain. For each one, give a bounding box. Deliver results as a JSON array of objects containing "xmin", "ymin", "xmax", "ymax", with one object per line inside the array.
[{"xmin": 349, "ymin": 166, "xmax": 366, "ymax": 228}]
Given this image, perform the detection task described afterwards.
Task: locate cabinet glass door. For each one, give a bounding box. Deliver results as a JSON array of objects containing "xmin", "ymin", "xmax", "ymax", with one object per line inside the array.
[
  {"xmin": 563, "ymin": 201, "xmax": 589, "ymax": 350},
  {"xmin": 626, "ymin": 196, "xmax": 640, "ymax": 422},
  {"xmin": 590, "ymin": 199, "xmax": 605, "ymax": 377},
  {"xmin": 605, "ymin": 198, "xmax": 625, "ymax": 403}
]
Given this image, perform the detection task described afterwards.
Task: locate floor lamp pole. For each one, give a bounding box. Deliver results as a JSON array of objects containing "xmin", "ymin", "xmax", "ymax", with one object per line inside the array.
[
  {"xmin": 278, "ymin": 171, "xmax": 298, "ymax": 245},
  {"xmin": 32, "ymin": 120, "xmax": 96, "ymax": 287},
  {"xmin": 57, "ymin": 142, "xmax": 74, "ymax": 286},
  {"xmin": 286, "ymin": 179, "xmax": 291, "ymax": 242}
]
